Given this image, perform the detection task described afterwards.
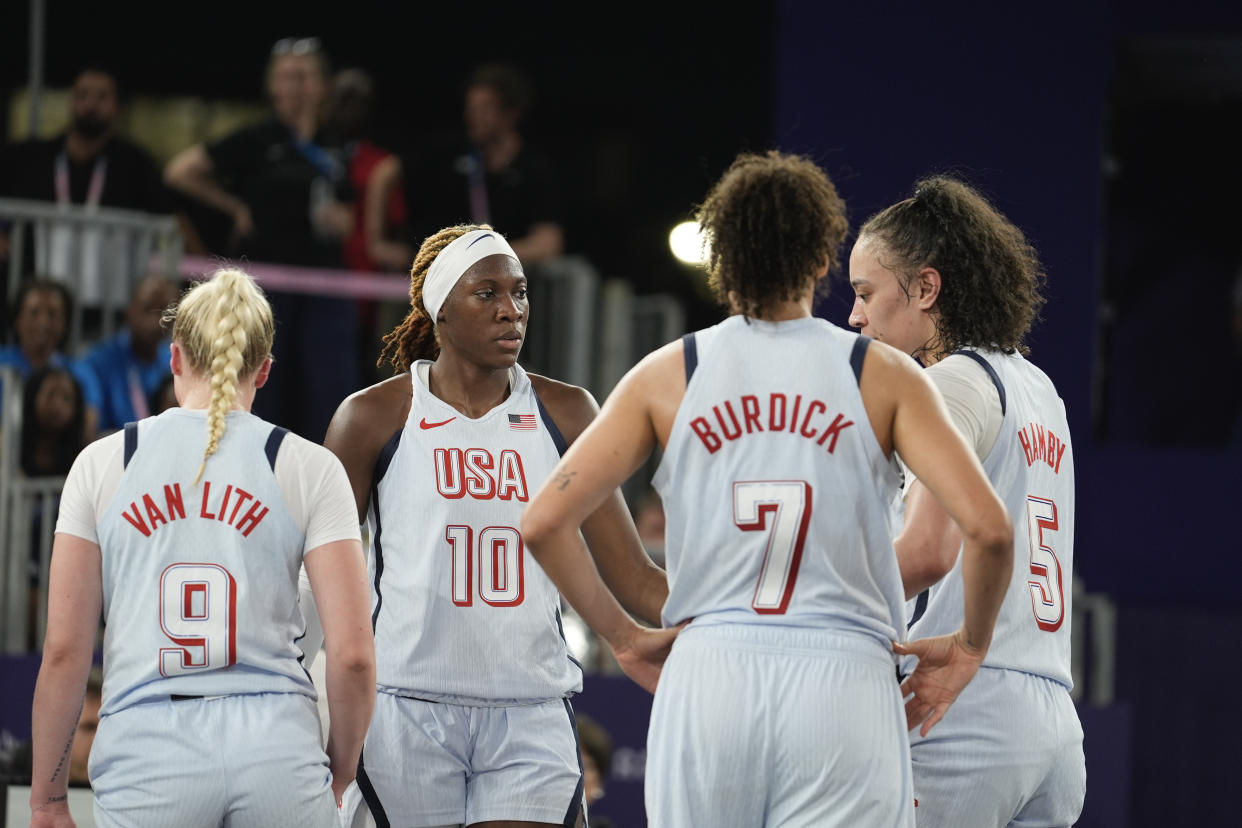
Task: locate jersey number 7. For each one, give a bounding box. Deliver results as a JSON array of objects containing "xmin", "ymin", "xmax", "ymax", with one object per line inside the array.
[{"xmin": 734, "ymin": 480, "xmax": 813, "ymax": 615}]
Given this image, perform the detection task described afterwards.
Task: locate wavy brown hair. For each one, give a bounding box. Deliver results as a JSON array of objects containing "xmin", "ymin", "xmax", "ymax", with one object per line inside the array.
[
  {"xmin": 697, "ymin": 150, "xmax": 849, "ymax": 319},
  {"xmin": 377, "ymin": 224, "xmax": 489, "ymax": 374},
  {"xmin": 860, "ymin": 176, "xmax": 1046, "ymax": 358}
]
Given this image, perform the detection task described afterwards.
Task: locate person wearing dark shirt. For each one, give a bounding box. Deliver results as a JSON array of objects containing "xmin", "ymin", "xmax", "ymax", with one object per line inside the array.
[
  {"xmin": 365, "ymin": 62, "xmax": 565, "ymax": 272},
  {"xmin": 164, "ymin": 37, "xmax": 358, "ymax": 439}
]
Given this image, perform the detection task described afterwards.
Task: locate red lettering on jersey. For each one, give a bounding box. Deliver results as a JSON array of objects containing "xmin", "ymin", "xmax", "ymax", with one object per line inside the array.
[
  {"xmin": 163, "ymin": 484, "xmax": 186, "ymax": 522},
  {"xmin": 769, "ymin": 393, "xmax": 787, "ymax": 430},
  {"xmin": 228, "ymin": 488, "xmax": 253, "ymax": 524},
  {"xmin": 497, "ymin": 450, "xmax": 529, "ymax": 501},
  {"xmin": 435, "ymin": 448, "xmax": 466, "ymax": 499},
  {"xmin": 216, "ymin": 484, "xmax": 233, "ymax": 522},
  {"xmin": 1018, "ymin": 422, "xmax": 1068, "ymax": 474},
  {"xmin": 122, "ymin": 502, "xmax": 151, "ymax": 537},
  {"xmin": 236, "ymin": 500, "xmax": 269, "ymax": 537},
  {"xmin": 800, "ymin": 400, "xmax": 827, "ymax": 439},
  {"xmin": 143, "ymin": 493, "xmax": 167, "ymax": 530},
  {"xmin": 788, "ymin": 395, "xmax": 803, "ymax": 434},
  {"xmin": 200, "ymin": 481, "xmax": 216, "ymax": 519},
  {"xmin": 465, "ymin": 449, "xmax": 496, "ymax": 499},
  {"xmin": 713, "ymin": 402, "xmax": 743, "ymax": 441},
  {"xmin": 690, "ymin": 417, "xmax": 722, "ymax": 454},
  {"xmin": 740, "ymin": 395, "xmax": 764, "ymax": 434},
  {"xmin": 815, "ymin": 413, "xmax": 855, "ymax": 453}
]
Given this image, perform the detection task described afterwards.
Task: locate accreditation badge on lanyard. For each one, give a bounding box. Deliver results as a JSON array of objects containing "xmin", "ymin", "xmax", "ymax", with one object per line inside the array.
[{"xmin": 41, "ymin": 151, "xmax": 108, "ymax": 304}]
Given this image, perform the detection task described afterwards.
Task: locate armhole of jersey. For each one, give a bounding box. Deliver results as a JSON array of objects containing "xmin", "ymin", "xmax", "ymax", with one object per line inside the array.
[
  {"xmin": 534, "ymin": 391, "xmax": 569, "ymax": 456},
  {"xmin": 908, "ymin": 588, "xmax": 930, "ymax": 629},
  {"xmin": 264, "ymin": 426, "xmax": 290, "ymax": 471},
  {"xmin": 373, "ymin": 429, "xmax": 402, "ymax": 487},
  {"xmin": 951, "ymin": 349, "xmax": 1007, "ymax": 416},
  {"xmin": 850, "ymin": 335, "xmax": 871, "ymax": 385},
  {"xmin": 681, "ymin": 332, "xmax": 698, "ymax": 385},
  {"xmin": 123, "ymin": 421, "xmax": 139, "ymax": 468}
]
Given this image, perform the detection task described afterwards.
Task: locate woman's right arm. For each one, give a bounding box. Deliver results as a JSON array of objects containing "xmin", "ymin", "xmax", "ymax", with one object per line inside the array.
[
  {"xmin": 163, "ymin": 145, "xmax": 252, "ymax": 237},
  {"xmin": 29, "ymin": 533, "xmax": 103, "ymax": 828},
  {"xmin": 364, "ymin": 155, "xmax": 413, "ymax": 272}
]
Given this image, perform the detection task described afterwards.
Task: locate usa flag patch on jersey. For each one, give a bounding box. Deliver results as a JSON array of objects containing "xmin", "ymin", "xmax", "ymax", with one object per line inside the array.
[{"xmin": 508, "ymin": 413, "xmax": 537, "ymax": 431}]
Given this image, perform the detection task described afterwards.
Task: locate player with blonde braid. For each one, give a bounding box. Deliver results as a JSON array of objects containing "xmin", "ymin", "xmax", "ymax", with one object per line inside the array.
[{"xmin": 29, "ymin": 266, "xmax": 375, "ymax": 828}]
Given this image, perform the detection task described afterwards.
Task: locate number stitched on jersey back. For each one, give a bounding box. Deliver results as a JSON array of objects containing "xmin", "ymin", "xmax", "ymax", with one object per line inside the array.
[
  {"xmin": 733, "ymin": 480, "xmax": 813, "ymax": 614},
  {"xmin": 158, "ymin": 563, "xmax": 237, "ymax": 675},
  {"xmin": 1026, "ymin": 495, "xmax": 1064, "ymax": 632}
]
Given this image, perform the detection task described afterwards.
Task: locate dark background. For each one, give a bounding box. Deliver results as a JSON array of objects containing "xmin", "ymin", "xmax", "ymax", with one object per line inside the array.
[{"xmin": 4, "ymin": 1, "xmax": 1242, "ymax": 825}]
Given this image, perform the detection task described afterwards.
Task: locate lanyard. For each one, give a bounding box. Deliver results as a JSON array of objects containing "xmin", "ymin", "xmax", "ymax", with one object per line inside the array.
[{"xmin": 55, "ymin": 152, "xmax": 108, "ymax": 207}]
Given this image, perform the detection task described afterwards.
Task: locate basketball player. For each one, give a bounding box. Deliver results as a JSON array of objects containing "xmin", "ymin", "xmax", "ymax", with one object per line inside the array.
[
  {"xmin": 28, "ymin": 268, "xmax": 375, "ymax": 828},
  {"xmin": 848, "ymin": 176, "xmax": 1086, "ymax": 826},
  {"xmin": 322, "ymin": 223, "xmax": 671, "ymax": 828},
  {"xmin": 519, "ymin": 150, "xmax": 1014, "ymax": 828}
]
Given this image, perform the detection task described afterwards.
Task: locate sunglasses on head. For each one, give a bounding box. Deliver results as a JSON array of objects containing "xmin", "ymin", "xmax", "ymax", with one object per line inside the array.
[{"xmin": 271, "ymin": 37, "xmax": 322, "ymax": 57}]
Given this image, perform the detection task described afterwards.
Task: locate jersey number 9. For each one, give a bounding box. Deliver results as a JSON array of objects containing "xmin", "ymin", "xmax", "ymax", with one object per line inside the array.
[{"xmin": 159, "ymin": 563, "xmax": 238, "ymax": 676}]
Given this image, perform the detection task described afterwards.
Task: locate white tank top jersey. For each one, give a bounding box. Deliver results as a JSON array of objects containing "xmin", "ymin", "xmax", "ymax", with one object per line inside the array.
[
  {"xmin": 54, "ymin": 408, "xmax": 361, "ymax": 716},
  {"xmin": 652, "ymin": 316, "xmax": 907, "ymax": 646},
  {"xmin": 907, "ymin": 349, "xmax": 1075, "ymax": 688},
  {"xmin": 366, "ymin": 361, "xmax": 582, "ymax": 705}
]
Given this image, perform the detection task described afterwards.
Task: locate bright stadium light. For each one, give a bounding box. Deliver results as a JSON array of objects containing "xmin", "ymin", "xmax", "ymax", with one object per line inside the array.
[{"xmin": 669, "ymin": 220, "xmax": 708, "ymax": 266}]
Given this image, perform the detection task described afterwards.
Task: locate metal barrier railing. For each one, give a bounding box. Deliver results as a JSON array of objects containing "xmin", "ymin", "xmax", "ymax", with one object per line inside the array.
[{"xmin": 0, "ymin": 197, "xmax": 183, "ymax": 346}]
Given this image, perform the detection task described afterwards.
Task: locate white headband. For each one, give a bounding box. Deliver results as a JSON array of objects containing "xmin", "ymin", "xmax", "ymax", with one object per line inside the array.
[{"xmin": 422, "ymin": 229, "xmax": 520, "ymax": 321}]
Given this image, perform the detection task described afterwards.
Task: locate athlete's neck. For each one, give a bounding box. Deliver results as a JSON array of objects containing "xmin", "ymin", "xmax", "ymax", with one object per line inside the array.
[{"xmin": 428, "ymin": 353, "xmax": 512, "ymax": 419}]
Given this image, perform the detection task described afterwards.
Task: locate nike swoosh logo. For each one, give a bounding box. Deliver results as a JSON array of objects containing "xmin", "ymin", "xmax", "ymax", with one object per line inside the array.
[{"xmin": 419, "ymin": 417, "xmax": 456, "ymax": 430}]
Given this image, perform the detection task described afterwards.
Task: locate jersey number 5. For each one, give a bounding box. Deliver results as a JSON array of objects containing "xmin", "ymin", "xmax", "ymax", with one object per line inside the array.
[
  {"xmin": 159, "ymin": 563, "xmax": 237, "ymax": 676},
  {"xmin": 734, "ymin": 480, "xmax": 813, "ymax": 614},
  {"xmin": 1026, "ymin": 496, "xmax": 1064, "ymax": 632}
]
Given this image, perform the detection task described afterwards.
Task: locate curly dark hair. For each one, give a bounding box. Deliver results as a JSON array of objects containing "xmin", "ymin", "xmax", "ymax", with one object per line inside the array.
[
  {"xmin": 859, "ymin": 176, "xmax": 1046, "ymax": 358},
  {"xmin": 696, "ymin": 151, "xmax": 849, "ymax": 319},
  {"xmin": 377, "ymin": 224, "xmax": 490, "ymax": 374}
]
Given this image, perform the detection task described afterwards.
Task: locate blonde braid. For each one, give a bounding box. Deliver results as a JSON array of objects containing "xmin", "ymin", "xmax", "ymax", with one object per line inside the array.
[{"xmin": 194, "ymin": 274, "xmax": 255, "ymax": 485}]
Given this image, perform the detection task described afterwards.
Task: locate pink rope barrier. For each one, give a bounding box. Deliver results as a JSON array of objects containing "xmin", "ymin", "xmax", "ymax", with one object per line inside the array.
[{"xmin": 176, "ymin": 255, "xmax": 412, "ymax": 301}]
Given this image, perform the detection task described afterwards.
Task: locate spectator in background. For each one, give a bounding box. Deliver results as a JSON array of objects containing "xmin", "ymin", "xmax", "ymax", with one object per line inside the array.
[
  {"xmin": 149, "ymin": 373, "xmax": 178, "ymax": 415},
  {"xmin": 1, "ymin": 279, "xmax": 101, "ymax": 440},
  {"xmin": 164, "ymin": 36, "xmax": 358, "ymax": 439},
  {"xmin": 82, "ymin": 272, "xmax": 179, "ymax": 433},
  {"xmin": 576, "ymin": 713, "xmax": 616, "ymax": 828},
  {"xmin": 366, "ymin": 62, "xmax": 565, "ymax": 272},
  {"xmin": 0, "ymin": 65, "xmax": 195, "ymax": 326},
  {"xmin": 20, "ymin": 366, "xmax": 87, "ymax": 477},
  {"xmin": 322, "ymin": 67, "xmax": 408, "ymax": 386}
]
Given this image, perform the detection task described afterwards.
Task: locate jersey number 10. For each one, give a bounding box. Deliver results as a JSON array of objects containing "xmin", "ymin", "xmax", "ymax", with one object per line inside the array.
[{"xmin": 447, "ymin": 525, "xmax": 525, "ymax": 606}]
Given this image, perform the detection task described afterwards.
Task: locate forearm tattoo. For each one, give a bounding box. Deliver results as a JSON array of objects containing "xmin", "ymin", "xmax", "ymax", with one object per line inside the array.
[{"xmin": 49, "ymin": 698, "xmax": 84, "ymax": 784}]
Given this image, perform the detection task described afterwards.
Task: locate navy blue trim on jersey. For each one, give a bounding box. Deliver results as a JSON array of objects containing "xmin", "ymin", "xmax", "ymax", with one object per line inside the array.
[
  {"xmin": 123, "ymin": 422, "xmax": 138, "ymax": 467},
  {"xmin": 374, "ymin": 429, "xmax": 402, "ymax": 485},
  {"xmin": 534, "ymin": 392, "xmax": 569, "ymax": 456},
  {"xmin": 368, "ymin": 431, "xmax": 401, "ymax": 632},
  {"xmin": 682, "ymin": 332, "xmax": 698, "ymax": 385},
  {"xmin": 554, "ymin": 605, "xmax": 585, "ymax": 673},
  {"xmin": 908, "ymin": 588, "xmax": 930, "ymax": 629},
  {"xmin": 953, "ymin": 349, "xmax": 1007, "ymax": 416},
  {"xmin": 850, "ymin": 336, "xmax": 871, "ymax": 385},
  {"xmin": 561, "ymin": 698, "xmax": 587, "ymax": 828},
  {"xmin": 264, "ymin": 426, "xmax": 289, "ymax": 470},
  {"xmin": 356, "ymin": 746, "xmax": 390, "ymax": 828}
]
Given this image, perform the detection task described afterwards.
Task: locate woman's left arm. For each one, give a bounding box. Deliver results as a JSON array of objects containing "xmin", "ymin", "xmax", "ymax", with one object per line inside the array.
[{"xmin": 29, "ymin": 533, "xmax": 103, "ymax": 824}]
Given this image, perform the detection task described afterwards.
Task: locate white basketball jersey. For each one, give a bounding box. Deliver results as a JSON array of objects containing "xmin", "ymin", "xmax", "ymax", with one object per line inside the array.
[
  {"xmin": 908, "ymin": 349, "xmax": 1075, "ymax": 687},
  {"xmin": 653, "ymin": 316, "xmax": 907, "ymax": 646},
  {"xmin": 366, "ymin": 362, "xmax": 582, "ymax": 704},
  {"xmin": 95, "ymin": 409, "xmax": 314, "ymax": 715}
]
